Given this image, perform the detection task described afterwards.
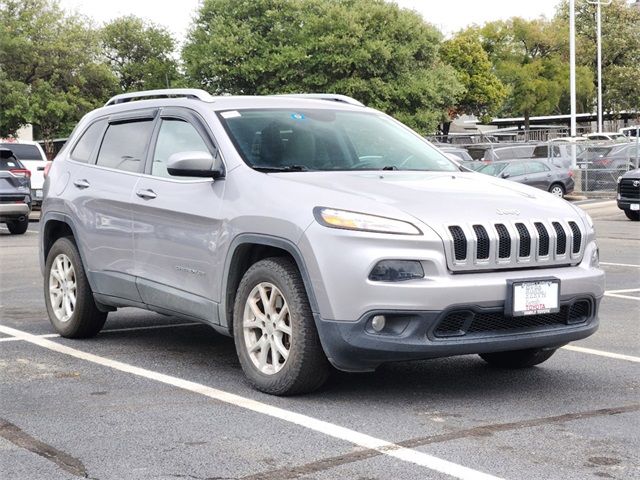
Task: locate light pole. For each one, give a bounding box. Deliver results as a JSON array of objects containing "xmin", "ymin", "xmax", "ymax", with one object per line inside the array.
[
  {"xmin": 587, "ymin": 0, "xmax": 612, "ymax": 133},
  {"xmin": 569, "ymin": 0, "xmax": 577, "ymax": 170}
]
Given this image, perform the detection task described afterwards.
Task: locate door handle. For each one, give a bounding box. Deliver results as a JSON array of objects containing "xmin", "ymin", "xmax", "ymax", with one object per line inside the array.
[
  {"xmin": 136, "ymin": 189, "xmax": 157, "ymax": 200},
  {"xmin": 73, "ymin": 179, "xmax": 90, "ymax": 189}
]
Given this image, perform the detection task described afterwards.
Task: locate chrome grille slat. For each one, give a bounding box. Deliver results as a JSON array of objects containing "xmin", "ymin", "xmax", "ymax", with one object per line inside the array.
[{"xmin": 444, "ymin": 219, "xmax": 585, "ymax": 272}]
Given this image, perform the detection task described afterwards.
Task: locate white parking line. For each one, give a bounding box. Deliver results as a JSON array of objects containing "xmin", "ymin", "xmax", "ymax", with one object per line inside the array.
[
  {"xmin": 0, "ymin": 324, "xmax": 500, "ymax": 480},
  {"xmin": 606, "ymin": 288, "xmax": 640, "ymax": 294},
  {"xmin": 0, "ymin": 322, "xmax": 201, "ymax": 343},
  {"xmin": 604, "ymin": 293, "xmax": 640, "ymax": 301},
  {"xmin": 601, "ymin": 262, "xmax": 640, "ymax": 268},
  {"xmin": 562, "ymin": 345, "xmax": 640, "ymax": 363}
]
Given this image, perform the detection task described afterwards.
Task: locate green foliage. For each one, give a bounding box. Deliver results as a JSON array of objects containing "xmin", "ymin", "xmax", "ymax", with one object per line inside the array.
[
  {"xmin": 101, "ymin": 16, "xmax": 181, "ymax": 92},
  {"xmin": 440, "ymin": 33, "xmax": 507, "ymax": 121},
  {"xmin": 183, "ymin": 0, "xmax": 462, "ymax": 133},
  {"xmin": 0, "ymin": 0, "xmax": 117, "ymax": 145},
  {"xmin": 556, "ymin": 0, "xmax": 640, "ymax": 113}
]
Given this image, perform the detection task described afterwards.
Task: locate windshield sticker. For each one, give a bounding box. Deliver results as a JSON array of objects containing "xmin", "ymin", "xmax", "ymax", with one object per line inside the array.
[
  {"xmin": 221, "ymin": 110, "xmax": 241, "ymax": 119},
  {"xmin": 291, "ymin": 113, "xmax": 305, "ymax": 120}
]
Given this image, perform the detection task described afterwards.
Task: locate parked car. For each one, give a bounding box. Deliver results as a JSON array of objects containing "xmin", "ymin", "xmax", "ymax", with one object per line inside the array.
[
  {"xmin": 0, "ymin": 148, "xmax": 32, "ymax": 234},
  {"xmin": 465, "ymin": 143, "xmax": 536, "ymax": 162},
  {"xmin": 583, "ymin": 132, "xmax": 629, "ymax": 143},
  {"xmin": 40, "ymin": 89, "xmax": 603, "ymax": 395},
  {"xmin": 617, "ymin": 169, "xmax": 640, "ymax": 221},
  {"xmin": 578, "ymin": 144, "xmax": 639, "ymax": 190},
  {"xmin": 0, "ymin": 140, "xmax": 48, "ymax": 205},
  {"xmin": 477, "ymin": 160, "xmax": 574, "ymax": 197},
  {"xmin": 528, "ymin": 143, "xmax": 586, "ymax": 169},
  {"xmin": 438, "ymin": 146, "xmax": 484, "ymax": 170}
]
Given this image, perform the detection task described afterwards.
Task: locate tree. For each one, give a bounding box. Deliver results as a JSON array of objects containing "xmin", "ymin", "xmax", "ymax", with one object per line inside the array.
[
  {"xmin": 473, "ymin": 17, "xmax": 594, "ymax": 132},
  {"xmin": 182, "ymin": 0, "xmax": 462, "ymax": 133},
  {"xmin": 101, "ymin": 16, "xmax": 181, "ymax": 92},
  {"xmin": 0, "ymin": 0, "xmax": 117, "ymax": 151},
  {"xmin": 556, "ymin": 0, "xmax": 640, "ymax": 114},
  {"xmin": 440, "ymin": 33, "xmax": 507, "ymax": 122}
]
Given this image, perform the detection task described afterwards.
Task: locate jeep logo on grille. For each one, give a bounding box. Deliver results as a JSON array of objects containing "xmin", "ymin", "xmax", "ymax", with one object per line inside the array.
[{"xmin": 496, "ymin": 209, "xmax": 520, "ymax": 216}]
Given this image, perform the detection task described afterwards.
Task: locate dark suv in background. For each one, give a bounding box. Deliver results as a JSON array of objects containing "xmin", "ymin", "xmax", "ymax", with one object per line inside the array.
[
  {"xmin": 0, "ymin": 148, "xmax": 32, "ymax": 234},
  {"xmin": 617, "ymin": 169, "xmax": 640, "ymax": 221}
]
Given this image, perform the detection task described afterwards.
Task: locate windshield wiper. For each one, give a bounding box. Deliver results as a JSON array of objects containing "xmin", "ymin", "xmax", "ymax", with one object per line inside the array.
[{"xmin": 253, "ymin": 165, "xmax": 310, "ymax": 173}]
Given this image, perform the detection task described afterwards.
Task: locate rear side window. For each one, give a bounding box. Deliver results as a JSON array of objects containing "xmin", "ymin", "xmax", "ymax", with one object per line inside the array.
[
  {"xmin": 0, "ymin": 143, "xmax": 44, "ymax": 161},
  {"xmin": 0, "ymin": 158, "xmax": 22, "ymax": 170},
  {"xmin": 96, "ymin": 120, "xmax": 154, "ymax": 173},
  {"xmin": 70, "ymin": 121, "xmax": 105, "ymax": 163}
]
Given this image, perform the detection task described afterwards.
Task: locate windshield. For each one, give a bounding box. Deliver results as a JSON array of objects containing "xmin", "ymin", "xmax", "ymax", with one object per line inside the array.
[
  {"xmin": 0, "ymin": 143, "xmax": 44, "ymax": 161},
  {"xmin": 218, "ymin": 109, "xmax": 458, "ymax": 172},
  {"xmin": 477, "ymin": 162, "xmax": 508, "ymax": 176}
]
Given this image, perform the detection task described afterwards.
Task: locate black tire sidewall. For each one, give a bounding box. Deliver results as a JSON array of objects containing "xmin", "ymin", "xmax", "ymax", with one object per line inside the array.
[
  {"xmin": 44, "ymin": 237, "xmax": 105, "ymax": 337},
  {"xmin": 233, "ymin": 258, "xmax": 326, "ymax": 395},
  {"xmin": 7, "ymin": 217, "xmax": 29, "ymax": 234}
]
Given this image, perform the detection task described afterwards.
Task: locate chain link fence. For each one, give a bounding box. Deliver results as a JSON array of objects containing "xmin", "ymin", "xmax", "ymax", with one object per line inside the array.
[{"xmin": 575, "ymin": 140, "xmax": 640, "ymax": 194}]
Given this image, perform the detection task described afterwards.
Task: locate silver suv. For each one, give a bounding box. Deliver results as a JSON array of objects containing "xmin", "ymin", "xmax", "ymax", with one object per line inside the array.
[{"xmin": 40, "ymin": 89, "xmax": 605, "ymax": 395}]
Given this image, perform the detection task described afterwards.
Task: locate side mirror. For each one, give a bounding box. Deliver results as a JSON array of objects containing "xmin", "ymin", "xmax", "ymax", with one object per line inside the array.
[
  {"xmin": 166, "ymin": 151, "xmax": 223, "ymax": 178},
  {"xmin": 501, "ymin": 172, "xmax": 510, "ymax": 179}
]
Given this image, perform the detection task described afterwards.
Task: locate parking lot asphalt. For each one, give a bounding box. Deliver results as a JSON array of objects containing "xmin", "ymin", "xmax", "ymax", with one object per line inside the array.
[{"xmin": 1, "ymin": 201, "xmax": 638, "ymax": 480}]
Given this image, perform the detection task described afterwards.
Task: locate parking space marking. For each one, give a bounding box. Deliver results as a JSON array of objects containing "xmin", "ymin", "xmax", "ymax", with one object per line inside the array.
[
  {"xmin": 561, "ymin": 345, "xmax": 640, "ymax": 363},
  {"xmin": 601, "ymin": 262, "xmax": 640, "ymax": 268},
  {"xmin": 604, "ymin": 293, "xmax": 640, "ymax": 301},
  {"xmin": 0, "ymin": 322, "xmax": 201, "ymax": 343},
  {"xmin": 606, "ymin": 288, "xmax": 640, "ymax": 294},
  {"xmin": 0, "ymin": 324, "xmax": 500, "ymax": 480},
  {"xmin": 604, "ymin": 288, "xmax": 640, "ymax": 301}
]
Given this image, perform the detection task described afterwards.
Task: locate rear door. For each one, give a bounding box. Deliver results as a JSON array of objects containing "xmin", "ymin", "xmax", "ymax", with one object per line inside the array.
[
  {"xmin": 131, "ymin": 108, "xmax": 226, "ymax": 322},
  {"xmin": 524, "ymin": 161, "xmax": 552, "ymax": 190},
  {"xmin": 68, "ymin": 110, "xmax": 157, "ymax": 303}
]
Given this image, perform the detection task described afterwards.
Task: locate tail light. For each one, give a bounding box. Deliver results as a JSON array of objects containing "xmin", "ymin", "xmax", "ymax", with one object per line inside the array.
[
  {"xmin": 10, "ymin": 168, "xmax": 31, "ymax": 178},
  {"xmin": 594, "ymin": 158, "xmax": 613, "ymax": 167},
  {"xmin": 44, "ymin": 161, "xmax": 52, "ymax": 178},
  {"xmin": 568, "ymin": 170, "xmax": 574, "ymax": 178}
]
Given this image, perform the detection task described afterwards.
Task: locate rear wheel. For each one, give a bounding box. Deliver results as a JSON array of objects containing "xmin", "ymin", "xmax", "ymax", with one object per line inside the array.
[
  {"xmin": 479, "ymin": 347, "xmax": 557, "ymax": 368},
  {"xmin": 624, "ymin": 209, "xmax": 640, "ymax": 221},
  {"xmin": 6, "ymin": 217, "xmax": 29, "ymax": 234},
  {"xmin": 233, "ymin": 257, "xmax": 330, "ymax": 395},
  {"xmin": 44, "ymin": 237, "xmax": 107, "ymax": 338},
  {"xmin": 548, "ymin": 183, "xmax": 565, "ymax": 198}
]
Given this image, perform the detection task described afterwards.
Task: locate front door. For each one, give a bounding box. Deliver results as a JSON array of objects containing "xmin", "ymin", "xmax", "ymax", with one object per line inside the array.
[{"xmin": 131, "ymin": 109, "xmax": 225, "ymax": 323}]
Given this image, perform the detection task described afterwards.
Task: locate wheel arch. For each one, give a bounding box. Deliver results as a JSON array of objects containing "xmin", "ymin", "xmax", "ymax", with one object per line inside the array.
[{"xmin": 220, "ymin": 234, "xmax": 320, "ymax": 335}]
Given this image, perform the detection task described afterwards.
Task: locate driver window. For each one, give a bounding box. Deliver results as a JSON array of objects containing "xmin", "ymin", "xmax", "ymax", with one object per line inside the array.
[{"xmin": 152, "ymin": 119, "xmax": 210, "ymax": 178}]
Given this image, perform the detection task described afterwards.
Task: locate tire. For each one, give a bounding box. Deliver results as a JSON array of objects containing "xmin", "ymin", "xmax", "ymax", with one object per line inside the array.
[
  {"xmin": 624, "ymin": 209, "xmax": 640, "ymax": 221},
  {"xmin": 548, "ymin": 183, "xmax": 565, "ymax": 198},
  {"xmin": 44, "ymin": 237, "xmax": 107, "ymax": 338},
  {"xmin": 479, "ymin": 347, "xmax": 557, "ymax": 368},
  {"xmin": 233, "ymin": 257, "xmax": 330, "ymax": 395},
  {"xmin": 6, "ymin": 217, "xmax": 29, "ymax": 235}
]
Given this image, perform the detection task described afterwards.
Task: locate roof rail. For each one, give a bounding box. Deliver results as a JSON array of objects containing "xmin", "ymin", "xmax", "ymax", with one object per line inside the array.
[
  {"xmin": 276, "ymin": 93, "xmax": 365, "ymax": 107},
  {"xmin": 104, "ymin": 89, "xmax": 215, "ymax": 107}
]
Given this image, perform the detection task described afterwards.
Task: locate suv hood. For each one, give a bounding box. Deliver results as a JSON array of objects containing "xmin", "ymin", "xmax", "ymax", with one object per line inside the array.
[{"xmin": 273, "ymin": 171, "xmax": 579, "ymax": 226}]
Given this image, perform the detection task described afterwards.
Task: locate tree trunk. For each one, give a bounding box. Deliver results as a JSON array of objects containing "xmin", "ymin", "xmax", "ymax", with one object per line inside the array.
[{"xmin": 524, "ymin": 110, "xmax": 530, "ymax": 142}]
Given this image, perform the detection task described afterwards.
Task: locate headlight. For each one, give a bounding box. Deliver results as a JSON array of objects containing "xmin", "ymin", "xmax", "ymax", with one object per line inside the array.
[
  {"xmin": 585, "ymin": 213, "xmax": 595, "ymax": 232},
  {"xmin": 617, "ymin": 176, "xmax": 622, "ymax": 184},
  {"xmin": 314, "ymin": 207, "xmax": 422, "ymax": 235}
]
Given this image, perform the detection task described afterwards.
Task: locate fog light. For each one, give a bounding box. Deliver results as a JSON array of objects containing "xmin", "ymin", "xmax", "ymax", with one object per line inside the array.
[
  {"xmin": 369, "ymin": 260, "xmax": 424, "ymax": 282},
  {"xmin": 371, "ymin": 315, "xmax": 386, "ymax": 332}
]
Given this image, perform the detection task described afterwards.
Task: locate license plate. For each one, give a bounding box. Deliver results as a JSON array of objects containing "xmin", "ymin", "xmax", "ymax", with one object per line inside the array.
[
  {"xmin": 35, "ymin": 190, "xmax": 43, "ymax": 199},
  {"xmin": 631, "ymin": 204, "xmax": 640, "ymax": 211},
  {"xmin": 509, "ymin": 279, "xmax": 560, "ymax": 317}
]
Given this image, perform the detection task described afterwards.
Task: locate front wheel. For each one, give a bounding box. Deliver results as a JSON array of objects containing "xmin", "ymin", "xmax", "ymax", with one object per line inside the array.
[
  {"xmin": 233, "ymin": 257, "xmax": 330, "ymax": 395},
  {"xmin": 624, "ymin": 209, "xmax": 640, "ymax": 221},
  {"xmin": 6, "ymin": 217, "xmax": 29, "ymax": 234},
  {"xmin": 548, "ymin": 183, "xmax": 565, "ymax": 198},
  {"xmin": 44, "ymin": 237, "xmax": 107, "ymax": 338},
  {"xmin": 479, "ymin": 347, "xmax": 557, "ymax": 368}
]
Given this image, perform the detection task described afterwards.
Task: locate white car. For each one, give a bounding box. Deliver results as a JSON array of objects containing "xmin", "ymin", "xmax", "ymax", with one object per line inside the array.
[
  {"xmin": 583, "ymin": 132, "xmax": 629, "ymax": 143},
  {"xmin": 0, "ymin": 140, "xmax": 49, "ymax": 204}
]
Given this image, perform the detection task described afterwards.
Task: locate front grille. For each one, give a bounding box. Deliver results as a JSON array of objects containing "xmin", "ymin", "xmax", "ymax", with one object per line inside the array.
[
  {"xmin": 534, "ymin": 222, "xmax": 550, "ymax": 256},
  {"xmin": 449, "ymin": 226, "xmax": 467, "ymax": 261},
  {"xmin": 619, "ymin": 179, "xmax": 640, "ymax": 200},
  {"xmin": 552, "ymin": 222, "xmax": 567, "ymax": 255},
  {"xmin": 515, "ymin": 223, "xmax": 531, "ymax": 257},
  {"xmin": 568, "ymin": 221, "xmax": 582, "ymax": 254},
  {"xmin": 473, "ymin": 225, "xmax": 490, "ymax": 260},
  {"xmin": 495, "ymin": 224, "xmax": 511, "ymax": 258},
  {"xmin": 433, "ymin": 300, "xmax": 592, "ymax": 338},
  {"xmin": 0, "ymin": 195, "xmax": 26, "ymax": 203},
  {"xmin": 445, "ymin": 219, "xmax": 583, "ymax": 271}
]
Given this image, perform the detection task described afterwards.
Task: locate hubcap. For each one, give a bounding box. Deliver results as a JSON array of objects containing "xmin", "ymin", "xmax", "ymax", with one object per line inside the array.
[
  {"xmin": 49, "ymin": 254, "xmax": 77, "ymax": 323},
  {"xmin": 551, "ymin": 186, "xmax": 563, "ymax": 197},
  {"xmin": 242, "ymin": 282, "xmax": 292, "ymax": 375}
]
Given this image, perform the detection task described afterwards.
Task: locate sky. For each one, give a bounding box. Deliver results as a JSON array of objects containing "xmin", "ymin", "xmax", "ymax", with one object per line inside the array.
[{"xmin": 58, "ymin": 0, "xmax": 562, "ymax": 41}]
